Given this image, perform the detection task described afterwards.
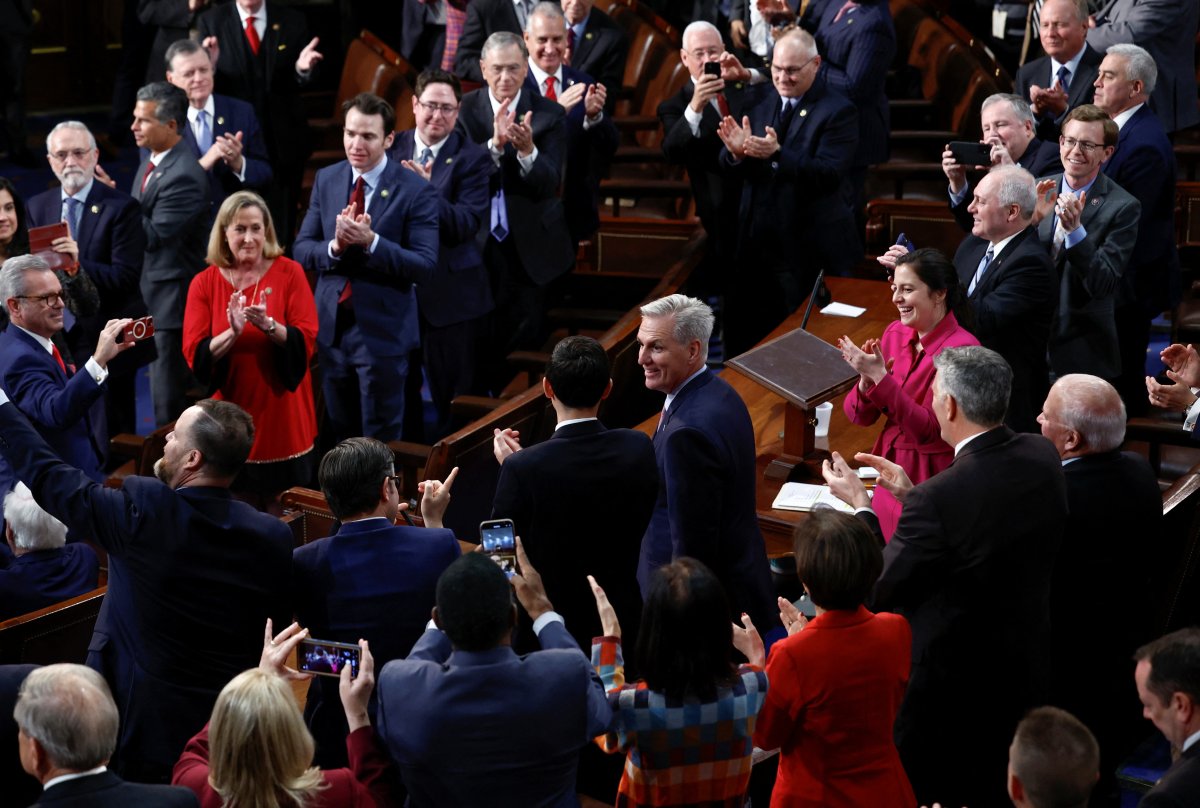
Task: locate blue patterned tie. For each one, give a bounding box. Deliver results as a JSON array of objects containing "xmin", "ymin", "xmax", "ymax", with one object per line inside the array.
[
  {"xmin": 196, "ymin": 110, "xmax": 213, "ymax": 153},
  {"xmin": 63, "ymin": 197, "xmax": 81, "ymax": 238}
]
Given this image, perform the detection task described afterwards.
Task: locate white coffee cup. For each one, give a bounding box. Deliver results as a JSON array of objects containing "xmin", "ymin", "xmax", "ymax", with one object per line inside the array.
[{"xmin": 814, "ymin": 401, "xmax": 833, "ymax": 438}]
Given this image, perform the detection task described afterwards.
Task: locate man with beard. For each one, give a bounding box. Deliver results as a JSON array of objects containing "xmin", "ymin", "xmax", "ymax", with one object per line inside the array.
[{"xmin": 0, "ymin": 393, "xmax": 292, "ymax": 784}]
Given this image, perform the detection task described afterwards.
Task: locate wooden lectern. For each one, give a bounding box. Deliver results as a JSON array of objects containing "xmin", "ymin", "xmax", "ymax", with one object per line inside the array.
[{"xmin": 727, "ymin": 327, "xmax": 858, "ymax": 481}]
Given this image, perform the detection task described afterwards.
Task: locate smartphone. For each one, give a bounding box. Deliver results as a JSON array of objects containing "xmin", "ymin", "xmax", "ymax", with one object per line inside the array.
[
  {"xmin": 298, "ymin": 638, "xmax": 360, "ymax": 679},
  {"xmin": 480, "ymin": 518, "xmax": 517, "ymax": 578},
  {"xmin": 948, "ymin": 141, "xmax": 994, "ymax": 168},
  {"xmin": 894, "ymin": 232, "xmax": 915, "ymax": 251},
  {"xmin": 703, "ymin": 61, "xmax": 721, "ymax": 77},
  {"xmin": 122, "ymin": 315, "xmax": 155, "ymax": 343}
]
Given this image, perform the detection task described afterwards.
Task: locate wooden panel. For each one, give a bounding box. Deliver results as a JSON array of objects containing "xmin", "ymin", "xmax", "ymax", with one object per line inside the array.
[{"xmin": 27, "ymin": 0, "xmax": 123, "ymax": 110}]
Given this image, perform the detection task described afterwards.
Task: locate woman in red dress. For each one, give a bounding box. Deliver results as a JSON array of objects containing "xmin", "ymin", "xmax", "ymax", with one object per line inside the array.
[{"xmin": 183, "ymin": 191, "xmax": 317, "ymax": 509}]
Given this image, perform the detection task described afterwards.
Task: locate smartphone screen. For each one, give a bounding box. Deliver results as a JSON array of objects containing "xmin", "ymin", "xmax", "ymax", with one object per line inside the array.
[
  {"xmin": 703, "ymin": 61, "xmax": 721, "ymax": 77},
  {"xmin": 480, "ymin": 519, "xmax": 517, "ymax": 578},
  {"xmin": 298, "ymin": 638, "xmax": 360, "ymax": 679}
]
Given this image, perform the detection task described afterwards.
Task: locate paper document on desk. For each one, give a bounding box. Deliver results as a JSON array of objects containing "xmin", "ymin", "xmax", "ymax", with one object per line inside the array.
[
  {"xmin": 820, "ymin": 301, "xmax": 866, "ymax": 317},
  {"xmin": 771, "ymin": 482, "xmax": 864, "ymax": 513}
]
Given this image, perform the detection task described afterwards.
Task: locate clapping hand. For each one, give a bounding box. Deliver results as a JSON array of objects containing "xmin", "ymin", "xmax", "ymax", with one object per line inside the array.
[
  {"xmin": 777, "ymin": 596, "xmax": 809, "ymax": 636},
  {"xmin": 731, "ymin": 612, "xmax": 765, "ymax": 668},
  {"xmin": 821, "ymin": 450, "xmax": 871, "ymax": 510},
  {"xmin": 717, "ymin": 115, "xmax": 751, "ymax": 159},
  {"xmin": 838, "ymin": 335, "xmax": 890, "ymax": 387},
  {"xmin": 854, "ymin": 451, "xmax": 914, "ymax": 501}
]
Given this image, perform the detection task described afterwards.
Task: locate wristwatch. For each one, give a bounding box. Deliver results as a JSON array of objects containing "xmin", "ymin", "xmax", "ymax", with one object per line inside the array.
[{"xmin": 264, "ymin": 317, "xmax": 276, "ymax": 335}]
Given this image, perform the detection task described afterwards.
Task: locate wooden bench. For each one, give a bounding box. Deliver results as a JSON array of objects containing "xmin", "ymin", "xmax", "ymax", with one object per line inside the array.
[
  {"xmin": 105, "ymin": 420, "xmax": 173, "ymax": 489},
  {"xmin": 863, "ymin": 198, "xmax": 964, "ymax": 259},
  {"xmin": 0, "ymin": 587, "xmax": 106, "ymax": 665}
]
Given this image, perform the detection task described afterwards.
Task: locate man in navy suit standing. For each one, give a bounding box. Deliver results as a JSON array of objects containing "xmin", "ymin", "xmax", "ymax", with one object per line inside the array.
[
  {"xmin": 636, "ymin": 294, "xmax": 775, "ymax": 632},
  {"xmin": 561, "ymin": 0, "xmax": 628, "ymax": 105},
  {"xmin": 294, "ymin": 92, "xmax": 439, "ymax": 443},
  {"xmin": 0, "ymin": 393, "xmax": 293, "ymax": 783},
  {"xmin": 1093, "ymin": 44, "xmax": 1180, "ymax": 414},
  {"xmin": 1015, "ymin": 0, "xmax": 1102, "ymax": 141},
  {"xmin": 27, "ymin": 120, "xmax": 150, "ymax": 441},
  {"xmin": 523, "ymin": 2, "xmax": 617, "ymax": 246},
  {"xmin": 717, "ymin": 28, "xmax": 859, "ymax": 356},
  {"xmin": 0, "ymin": 256, "xmax": 131, "ymax": 499},
  {"xmin": 389, "ymin": 69, "xmax": 493, "ymax": 440},
  {"xmin": 164, "ymin": 39, "xmax": 272, "ymax": 225},
  {"xmin": 294, "ymin": 437, "xmax": 460, "ymax": 767}
]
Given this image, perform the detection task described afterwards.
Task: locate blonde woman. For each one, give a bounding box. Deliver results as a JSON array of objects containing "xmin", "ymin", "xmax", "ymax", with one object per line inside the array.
[{"xmin": 172, "ymin": 621, "xmax": 402, "ymax": 807}]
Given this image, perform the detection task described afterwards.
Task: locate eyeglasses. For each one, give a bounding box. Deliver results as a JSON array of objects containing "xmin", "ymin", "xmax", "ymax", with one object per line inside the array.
[
  {"xmin": 415, "ymin": 99, "xmax": 459, "ymax": 117},
  {"xmin": 1058, "ymin": 136, "xmax": 1103, "ymax": 154},
  {"xmin": 48, "ymin": 149, "xmax": 91, "ymax": 162},
  {"xmin": 771, "ymin": 55, "xmax": 818, "ymax": 78},
  {"xmin": 15, "ymin": 292, "xmax": 65, "ymax": 307},
  {"xmin": 385, "ymin": 474, "xmax": 402, "ymax": 488}
]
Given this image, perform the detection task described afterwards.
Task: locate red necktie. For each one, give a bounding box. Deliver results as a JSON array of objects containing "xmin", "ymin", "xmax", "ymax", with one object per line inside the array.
[
  {"xmin": 833, "ymin": 0, "xmax": 857, "ymax": 22},
  {"xmin": 545, "ymin": 76, "xmax": 557, "ymax": 101},
  {"xmin": 716, "ymin": 94, "xmax": 731, "ymax": 118},
  {"xmin": 140, "ymin": 161, "xmax": 155, "ymax": 193},
  {"xmin": 245, "ymin": 15, "xmax": 262, "ymax": 56},
  {"xmin": 339, "ymin": 177, "xmax": 366, "ymax": 304},
  {"xmin": 51, "ymin": 343, "xmax": 67, "ymax": 375}
]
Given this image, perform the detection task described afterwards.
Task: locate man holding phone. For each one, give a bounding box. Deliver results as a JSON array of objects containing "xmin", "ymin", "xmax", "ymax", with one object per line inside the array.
[{"xmin": 376, "ymin": 548, "xmax": 612, "ymax": 805}]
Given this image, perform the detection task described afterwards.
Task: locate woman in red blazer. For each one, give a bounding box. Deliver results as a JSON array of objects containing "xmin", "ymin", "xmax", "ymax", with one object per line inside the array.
[
  {"xmin": 172, "ymin": 620, "xmax": 402, "ymax": 808},
  {"xmin": 754, "ymin": 509, "xmax": 915, "ymax": 807}
]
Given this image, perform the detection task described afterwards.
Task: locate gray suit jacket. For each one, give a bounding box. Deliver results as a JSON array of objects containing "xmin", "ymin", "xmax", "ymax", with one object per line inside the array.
[
  {"xmin": 131, "ymin": 143, "xmax": 210, "ymax": 330},
  {"xmin": 1037, "ymin": 171, "xmax": 1140, "ymax": 378}
]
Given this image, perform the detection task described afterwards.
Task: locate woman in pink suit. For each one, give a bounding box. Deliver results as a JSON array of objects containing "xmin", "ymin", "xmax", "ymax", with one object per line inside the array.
[
  {"xmin": 754, "ymin": 508, "xmax": 914, "ymax": 808},
  {"xmin": 839, "ymin": 248, "xmax": 978, "ymax": 540}
]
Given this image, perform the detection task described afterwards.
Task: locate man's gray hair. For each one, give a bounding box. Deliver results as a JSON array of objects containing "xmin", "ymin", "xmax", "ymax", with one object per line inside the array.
[
  {"xmin": 0, "ymin": 254, "xmax": 52, "ymax": 305},
  {"xmin": 14, "ymin": 664, "xmax": 119, "ymax": 771},
  {"xmin": 1052, "ymin": 374, "xmax": 1126, "ymax": 452},
  {"xmin": 164, "ymin": 37, "xmax": 208, "ymax": 72},
  {"xmin": 1106, "ymin": 43, "xmax": 1158, "ymax": 96},
  {"xmin": 44, "ymin": 121, "xmax": 96, "ymax": 155},
  {"xmin": 1045, "ymin": 0, "xmax": 1089, "ymax": 24},
  {"xmin": 3, "ymin": 482, "xmax": 67, "ymax": 551},
  {"xmin": 527, "ymin": 0, "xmax": 566, "ymax": 30},
  {"xmin": 774, "ymin": 28, "xmax": 817, "ymax": 60},
  {"xmin": 981, "ymin": 93, "xmax": 1035, "ymax": 129},
  {"xmin": 640, "ymin": 294, "xmax": 714, "ymax": 360},
  {"xmin": 135, "ymin": 81, "xmax": 188, "ymax": 129},
  {"xmin": 990, "ymin": 164, "xmax": 1037, "ymax": 220},
  {"xmin": 482, "ymin": 31, "xmax": 529, "ymax": 60},
  {"xmin": 681, "ymin": 21, "xmax": 721, "ymax": 51},
  {"xmin": 933, "ymin": 346, "xmax": 1012, "ymax": 427}
]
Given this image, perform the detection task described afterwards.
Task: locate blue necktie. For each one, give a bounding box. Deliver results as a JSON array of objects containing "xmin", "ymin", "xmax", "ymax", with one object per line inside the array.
[
  {"xmin": 1056, "ymin": 65, "xmax": 1071, "ymax": 94},
  {"xmin": 196, "ymin": 110, "xmax": 213, "ymax": 153},
  {"xmin": 969, "ymin": 246, "xmax": 994, "ymax": 295},
  {"xmin": 490, "ymin": 190, "xmax": 509, "ymax": 241},
  {"xmin": 419, "ymin": 147, "xmax": 433, "ymax": 166},
  {"xmin": 63, "ymin": 197, "xmax": 81, "ymax": 238}
]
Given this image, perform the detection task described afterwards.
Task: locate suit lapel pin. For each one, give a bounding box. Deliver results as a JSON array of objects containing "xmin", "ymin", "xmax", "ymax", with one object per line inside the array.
[
  {"xmin": 379, "ymin": 188, "xmax": 390, "ymax": 198},
  {"xmin": 585, "ymin": 32, "xmax": 593, "ymax": 39},
  {"xmin": 272, "ymin": 23, "xmax": 281, "ymax": 30},
  {"xmin": 847, "ymin": 17, "xmax": 854, "ymax": 23},
  {"xmin": 445, "ymin": 157, "xmax": 453, "ymax": 164},
  {"xmin": 1090, "ymin": 198, "xmax": 1100, "ymax": 206},
  {"xmin": 90, "ymin": 205, "xmax": 100, "ymax": 214},
  {"xmin": 799, "ymin": 109, "xmax": 808, "ymax": 117},
  {"xmin": 217, "ymin": 116, "xmax": 225, "ymax": 125},
  {"xmin": 278, "ymin": 44, "xmax": 287, "ymax": 51}
]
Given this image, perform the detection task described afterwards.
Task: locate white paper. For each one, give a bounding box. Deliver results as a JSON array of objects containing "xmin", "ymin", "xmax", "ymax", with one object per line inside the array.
[
  {"xmin": 819, "ymin": 301, "xmax": 866, "ymax": 317},
  {"xmin": 770, "ymin": 482, "xmax": 864, "ymax": 513}
]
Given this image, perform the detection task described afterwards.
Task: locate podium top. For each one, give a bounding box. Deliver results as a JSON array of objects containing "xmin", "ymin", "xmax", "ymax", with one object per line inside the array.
[{"xmin": 726, "ymin": 326, "xmax": 858, "ymax": 410}]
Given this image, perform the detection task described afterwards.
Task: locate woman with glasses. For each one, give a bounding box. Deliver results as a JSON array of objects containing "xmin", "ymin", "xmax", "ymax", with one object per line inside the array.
[
  {"xmin": 837, "ymin": 248, "xmax": 977, "ymax": 540},
  {"xmin": 182, "ymin": 191, "xmax": 318, "ymax": 511}
]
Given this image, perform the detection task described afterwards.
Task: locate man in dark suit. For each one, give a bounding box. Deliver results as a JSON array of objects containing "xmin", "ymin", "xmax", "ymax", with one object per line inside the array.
[
  {"xmin": 131, "ymin": 81, "xmax": 210, "ymax": 428},
  {"xmin": 1015, "ymin": 0, "xmax": 1101, "ymax": 141},
  {"xmin": 492, "ymin": 335, "xmax": 657, "ymax": 657},
  {"xmin": 944, "ymin": 94, "xmax": 1062, "ymax": 232},
  {"xmin": 1087, "ymin": 0, "xmax": 1200, "ymax": 134},
  {"xmin": 1033, "ymin": 105, "xmax": 1138, "ymax": 384},
  {"xmin": 453, "ymin": 0, "xmax": 525, "ymax": 82},
  {"xmin": 636, "ymin": 294, "xmax": 775, "ymax": 631},
  {"xmin": 455, "ymin": 31, "xmax": 574, "ymax": 375},
  {"xmin": 15, "ymin": 664, "xmax": 198, "ymax": 806},
  {"xmin": 1135, "ymin": 628, "xmax": 1200, "ymax": 807},
  {"xmin": 824, "ymin": 345, "xmax": 1068, "ymax": 808},
  {"xmin": 718, "ymin": 28, "xmax": 859, "ymax": 357},
  {"xmin": 390, "ymin": 69, "xmax": 494, "ymax": 440},
  {"xmin": 27, "ymin": 120, "xmax": 150, "ymax": 441},
  {"xmin": 164, "ymin": 39, "xmax": 271, "ymax": 224},
  {"xmin": 197, "ymin": 0, "xmax": 323, "ymax": 241},
  {"xmin": 295, "ymin": 437, "xmax": 460, "ymax": 767},
  {"xmin": 1094, "ymin": 44, "xmax": 1180, "ymax": 413},
  {"xmin": 523, "ymin": 2, "xmax": 617, "ymax": 245},
  {"xmin": 658, "ymin": 21, "xmax": 760, "ymax": 291},
  {"xmin": 951, "ymin": 165, "xmax": 1057, "ymax": 432},
  {"xmin": 0, "ymin": 663, "xmax": 40, "ymax": 806},
  {"xmin": 562, "ymin": 0, "xmax": 628, "ymax": 106},
  {"xmin": 376, "ymin": 551, "xmax": 612, "ymax": 805},
  {"xmin": 0, "ymin": 256, "xmax": 131, "ymax": 498},
  {"xmin": 294, "ymin": 92, "xmax": 439, "ymax": 443},
  {"xmin": 1037, "ymin": 374, "xmax": 1161, "ymax": 795},
  {"xmin": 0, "ymin": 482, "xmax": 99, "ymax": 621},
  {"xmin": 0, "ymin": 394, "xmax": 293, "ymax": 783},
  {"xmin": 801, "ymin": 0, "xmax": 895, "ymax": 219}
]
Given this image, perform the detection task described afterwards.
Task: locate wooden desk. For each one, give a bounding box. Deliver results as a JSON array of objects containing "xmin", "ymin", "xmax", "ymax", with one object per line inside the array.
[{"xmin": 638, "ymin": 277, "xmax": 898, "ymax": 557}]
